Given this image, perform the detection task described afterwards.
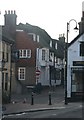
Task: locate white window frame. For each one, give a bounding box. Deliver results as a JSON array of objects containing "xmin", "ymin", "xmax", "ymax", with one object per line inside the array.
[
  {"xmin": 55, "ymin": 42, "xmax": 57, "ymax": 49},
  {"xmin": 18, "ymin": 67, "xmax": 25, "ymax": 80},
  {"xmin": 42, "ymin": 49, "xmax": 46, "ymax": 61},
  {"xmin": 37, "ymin": 35, "xmax": 39, "ymax": 42},
  {"xmin": 28, "ymin": 33, "xmax": 36, "ymax": 41},
  {"xmin": 19, "ymin": 49, "xmax": 31, "ymax": 58},
  {"xmin": 50, "ymin": 40, "xmax": 52, "ymax": 47}
]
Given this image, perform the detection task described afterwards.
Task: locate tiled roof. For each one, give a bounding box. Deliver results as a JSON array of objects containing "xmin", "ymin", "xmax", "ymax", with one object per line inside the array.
[{"xmin": 17, "ymin": 23, "xmax": 64, "ymax": 59}]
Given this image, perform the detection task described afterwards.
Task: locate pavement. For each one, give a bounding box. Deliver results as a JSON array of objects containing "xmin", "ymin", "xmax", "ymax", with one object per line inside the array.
[{"xmin": 2, "ymin": 86, "xmax": 82, "ymax": 117}]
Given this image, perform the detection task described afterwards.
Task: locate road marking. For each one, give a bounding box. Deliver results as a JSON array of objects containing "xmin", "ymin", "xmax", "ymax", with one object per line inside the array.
[
  {"xmin": 52, "ymin": 107, "xmax": 65, "ymax": 109},
  {"xmin": 52, "ymin": 113, "xmax": 57, "ymax": 116},
  {"xmin": 79, "ymin": 105, "xmax": 82, "ymax": 108}
]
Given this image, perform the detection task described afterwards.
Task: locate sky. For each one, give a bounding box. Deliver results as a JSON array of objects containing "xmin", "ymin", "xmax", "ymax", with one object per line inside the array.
[{"xmin": 0, "ymin": 0, "xmax": 83, "ymax": 42}]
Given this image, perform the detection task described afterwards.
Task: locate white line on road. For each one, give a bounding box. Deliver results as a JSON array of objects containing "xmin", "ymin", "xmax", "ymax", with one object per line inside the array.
[{"xmin": 52, "ymin": 113, "xmax": 57, "ymax": 116}]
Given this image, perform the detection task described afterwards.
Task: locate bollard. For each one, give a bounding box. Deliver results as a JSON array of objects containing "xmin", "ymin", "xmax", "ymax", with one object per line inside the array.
[
  {"xmin": 65, "ymin": 91, "xmax": 68, "ymax": 105},
  {"xmin": 23, "ymin": 98, "xmax": 27, "ymax": 103},
  {"xmin": 31, "ymin": 92, "xmax": 34, "ymax": 105},
  {"xmin": 48, "ymin": 92, "xmax": 52, "ymax": 105}
]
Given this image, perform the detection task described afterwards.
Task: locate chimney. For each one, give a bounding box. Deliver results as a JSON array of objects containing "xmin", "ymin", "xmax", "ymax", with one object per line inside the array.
[
  {"xmin": 4, "ymin": 10, "xmax": 17, "ymax": 36},
  {"xmin": 58, "ymin": 34, "xmax": 65, "ymax": 43},
  {"xmin": 79, "ymin": 2, "xmax": 84, "ymax": 34}
]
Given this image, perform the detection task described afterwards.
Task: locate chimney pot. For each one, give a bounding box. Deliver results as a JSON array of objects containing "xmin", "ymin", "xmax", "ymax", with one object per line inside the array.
[
  {"xmin": 8, "ymin": 10, "xmax": 10, "ymax": 14},
  {"xmin": 11, "ymin": 10, "xmax": 13, "ymax": 14},
  {"xmin": 5, "ymin": 10, "xmax": 7, "ymax": 14},
  {"xmin": 14, "ymin": 10, "xmax": 16, "ymax": 14}
]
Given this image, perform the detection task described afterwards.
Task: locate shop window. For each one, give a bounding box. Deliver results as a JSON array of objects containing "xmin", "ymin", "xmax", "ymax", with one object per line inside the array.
[{"xmin": 71, "ymin": 69, "xmax": 83, "ymax": 92}]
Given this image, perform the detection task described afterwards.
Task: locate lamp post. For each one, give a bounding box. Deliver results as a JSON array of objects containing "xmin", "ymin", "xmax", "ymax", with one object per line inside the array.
[{"xmin": 64, "ymin": 19, "xmax": 78, "ymax": 105}]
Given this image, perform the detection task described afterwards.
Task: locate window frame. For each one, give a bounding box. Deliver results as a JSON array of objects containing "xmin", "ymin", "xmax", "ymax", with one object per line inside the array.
[
  {"xmin": 42, "ymin": 49, "xmax": 46, "ymax": 61},
  {"xmin": 18, "ymin": 67, "xmax": 26, "ymax": 80},
  {"xmin": 50, "ymin": 40, "xmax": 52, "ymax": 48},
  {"xmin": 80, "ymin": 42, "xmax": 84, "ymax": 56},
  {"xmin": 19, "ymin": 49, "xmax": 31, "ymax": 58}
]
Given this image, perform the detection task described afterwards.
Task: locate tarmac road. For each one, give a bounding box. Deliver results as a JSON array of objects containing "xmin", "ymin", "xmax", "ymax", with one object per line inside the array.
[{"xmin": 3, "ymin": 103, "xmax": 82, "ymax": 119}]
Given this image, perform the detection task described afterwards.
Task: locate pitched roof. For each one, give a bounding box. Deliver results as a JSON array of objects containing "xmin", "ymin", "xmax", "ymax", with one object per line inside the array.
[
  {"xmin": 2, "ymin": 26, "xmax": 15, "ymax": 44},
  {"xmin": 69, "ymin": 33, "xmax": 84, "ymax": 47},
  {"xmin": 17, "ymin": 23, "xmax": 65, "ymax": 58}
]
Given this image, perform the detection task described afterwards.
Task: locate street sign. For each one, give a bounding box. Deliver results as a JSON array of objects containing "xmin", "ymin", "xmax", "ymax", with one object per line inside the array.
[{"xmin": 36, "ymin": 69, "xmax": 40, "ymax": 76}]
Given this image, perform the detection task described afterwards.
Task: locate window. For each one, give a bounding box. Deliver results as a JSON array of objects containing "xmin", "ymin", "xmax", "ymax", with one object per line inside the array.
[
  {"xmin": 27, "ymin": 49, "xmax": 31, "ymax": 58},
  {"xmin": 49, "ymin": 52, "xmax": 53, "ymax": 62},
  {"xmin": 2, "ymin": 52, "xmax": 5, "ymax": 60},
  {"xmin": 71, "ymin": 69, "xmax": 83, "ymax": 92},
  {"xmin": 37, "ymin": 35, "xmax": 39, "ymax": 42},
  {"xmin": 55, "ymin": 42, "xmax": 57, "ymax": 49},
  {"xmin": 5, "ymin": 73, "xmax": 8, "ymax": 91},
  {"xmin": 19, "ymin": 49, "xmax": 31, "ymax": 58},
  {"xmin": 28, "ymin": 33, "xmax": 36, "ymax": 41},
  {"xmin": 50, "ymin": 40, "xmax": 52, "ymax": 47},
  {"xmin": 42, "ymin": 49, "xmax": 46, "ymax": 60},
  {"xmin": 18, "ymin": 67, "xmax": 25, "ymax": 80},
  {"xmin": 55, "ymin": 56, "xmax": 57, "ymax": 63},
  {"xmin": 80, "ymin": 42, "xmax": 84, "ymax": 56},
  {"xmin": 6, "ymin": 53, "xmax": 8, "ymax": 62},
  {"xmin": 2, "ymin": 73, "xmax": 4, "ymax": 90}
]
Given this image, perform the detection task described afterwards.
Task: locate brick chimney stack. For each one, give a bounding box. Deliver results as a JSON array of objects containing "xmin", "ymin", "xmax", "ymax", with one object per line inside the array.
[
  {"xmin": 4, "ymin": 10, "xmax": 17, "ymax": 36},
  {"xmin": 79, "ymin": 2, "xmax": 84, "ymax": 34},
  {"xmin": 58, "ymin": 34, "xmax": 65, "ymax": 43}
]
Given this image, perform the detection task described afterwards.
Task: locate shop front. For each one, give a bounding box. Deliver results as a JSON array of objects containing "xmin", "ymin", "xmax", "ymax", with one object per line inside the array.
[{"xmin": 71, "ymin": 67, "xmax": 84, "ymax": 100}]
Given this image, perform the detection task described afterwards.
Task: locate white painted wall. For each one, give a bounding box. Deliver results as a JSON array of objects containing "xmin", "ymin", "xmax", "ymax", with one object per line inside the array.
[
  {"xmin": 67, "ymin": 34, "xmax": 84, "ymax": 97},
  {"xmin": 36, "ymin": 48, "xmax": 50, "ymax": 86}
]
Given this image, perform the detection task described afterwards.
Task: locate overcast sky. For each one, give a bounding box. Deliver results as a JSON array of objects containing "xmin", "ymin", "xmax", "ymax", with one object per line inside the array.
[{"xmin": 0, "ymin": 0, "xmax": 83, "ymax": 42}]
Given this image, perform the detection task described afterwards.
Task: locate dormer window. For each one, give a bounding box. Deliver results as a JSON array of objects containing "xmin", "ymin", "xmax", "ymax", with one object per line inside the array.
[
  {"xmin": 55, "ymin": 56, "xmax": 57, "ymax": 63},
  {"xmin": 37, "ymin": 35, "xmax": 39, "ymax": 42},
  {"xmin": 49, "ymin": 52, "xmax": 54, "ymax": 62},
  {"xmin": 80, "ymin": 42, "xmax": 84, "ymax": 56},
  {"xmin": 50, "ymin": 40, "xmax": 52, "ymax": 47},
  {"xmin": 28, "ymin": 33, "xmax": 36, "ymax": 41},
  {"xmin": 55, "ymin": 42, "xmax": 57, "ymax": 49}
]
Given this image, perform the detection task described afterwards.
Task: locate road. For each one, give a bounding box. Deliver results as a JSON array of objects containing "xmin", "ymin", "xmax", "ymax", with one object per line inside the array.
[{"xmin": 3, "ymin": 104, "xmax": 82, "ymax": 119}]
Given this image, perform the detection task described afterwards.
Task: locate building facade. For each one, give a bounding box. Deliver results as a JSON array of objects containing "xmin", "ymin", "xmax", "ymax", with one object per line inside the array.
[
  {"xmin": 67, "ymin": 34, "xmax": 84, "ymax": 101},
  {"xmin": 67, "ymin": 3, "xmax": 84, "ymax": 101},
  {"xmin": 0, "ymin": 33, "xmax": 14, "ymax": 101},
  {"xmin": 2, "ymin": 10, "xmax": 65, "ymax": 94}
]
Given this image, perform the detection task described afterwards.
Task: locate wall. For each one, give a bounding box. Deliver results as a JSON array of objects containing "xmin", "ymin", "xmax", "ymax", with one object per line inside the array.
[{"xmin": 67, "ymin": 34, "xmax": 84, "ymax": 97}]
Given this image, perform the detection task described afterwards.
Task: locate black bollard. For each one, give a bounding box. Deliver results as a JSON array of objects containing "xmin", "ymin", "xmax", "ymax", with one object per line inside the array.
[
  {"xmin": 48, "ymin": 92, "xmax": 52, "ymax": 105},
  {"xmin": 65, "ymin": 91, "xmax": 68, "ymax": 105},
  {"xmin": 31, "ymin": 92, "xmax": 34, "ymax": 105}
]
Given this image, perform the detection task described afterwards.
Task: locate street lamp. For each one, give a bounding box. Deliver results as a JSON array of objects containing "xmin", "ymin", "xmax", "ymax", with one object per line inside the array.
[{"xmin": 64, "ymin": 19, "xmax": 78, "ymax": 105}]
